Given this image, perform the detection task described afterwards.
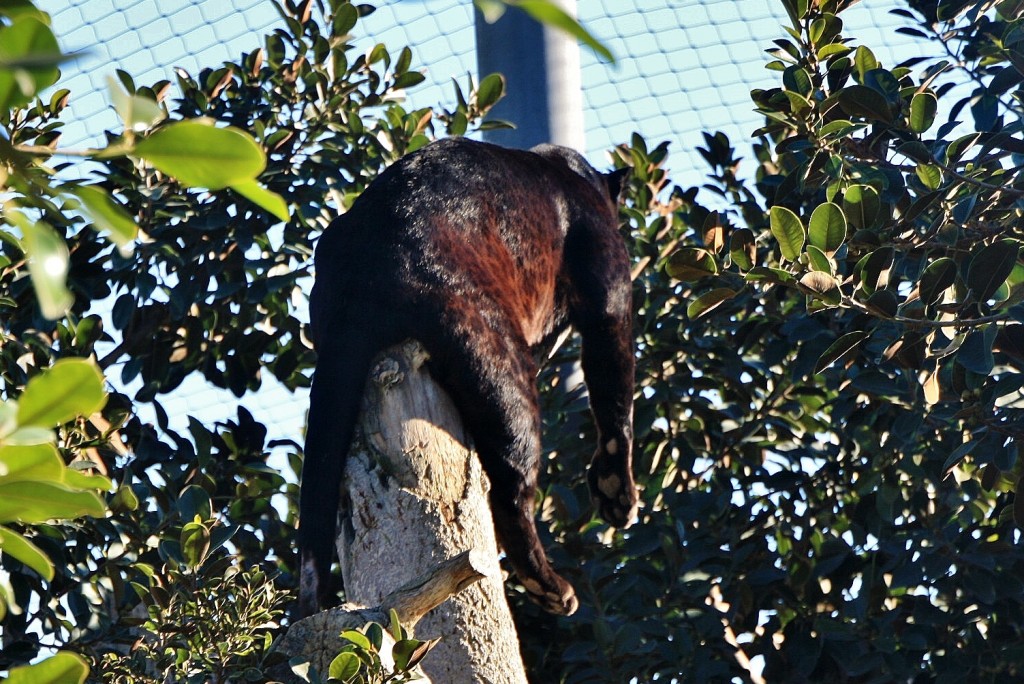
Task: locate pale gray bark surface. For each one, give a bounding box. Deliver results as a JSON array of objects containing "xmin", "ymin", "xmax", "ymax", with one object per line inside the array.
[
  {"xmin": 276, "ymin": 551, "xmax": 491, "ymax": 679},
  {"xmin": 337, "ymin": 340, "xmax": 528, "ymax": 684}
]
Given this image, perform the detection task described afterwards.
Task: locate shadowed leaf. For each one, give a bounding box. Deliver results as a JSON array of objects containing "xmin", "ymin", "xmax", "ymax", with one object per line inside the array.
[{"xmin": 814, "ymin": 331, "xmax": 868, "ymax": 374}]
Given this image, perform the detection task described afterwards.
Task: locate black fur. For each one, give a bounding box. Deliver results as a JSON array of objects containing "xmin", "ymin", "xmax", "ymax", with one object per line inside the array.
[{"xmin": 299, "ymin": 138, "xmax": 636, "ymax": 616}]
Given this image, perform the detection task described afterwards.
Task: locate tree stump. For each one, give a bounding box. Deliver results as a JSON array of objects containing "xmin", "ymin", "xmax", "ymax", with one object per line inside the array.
[{"xmin": 335, "ymin": 340, "xmax": 528, "ymax": 683}]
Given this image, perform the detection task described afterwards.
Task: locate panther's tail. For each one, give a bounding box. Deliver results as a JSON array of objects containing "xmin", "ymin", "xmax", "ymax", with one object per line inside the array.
[{"xmin": 297, "ymin": 331, "xmax": 382, "ymax": 617}]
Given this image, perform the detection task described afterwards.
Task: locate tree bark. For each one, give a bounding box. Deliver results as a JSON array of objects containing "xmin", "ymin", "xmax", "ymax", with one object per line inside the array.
[
  {"xmin": 275, "ymin": 550, "xmax": 490, "ymax": 679},
  {"xmin": 336, "ymin": 340, "xmax": 528, "ymax": 683}
]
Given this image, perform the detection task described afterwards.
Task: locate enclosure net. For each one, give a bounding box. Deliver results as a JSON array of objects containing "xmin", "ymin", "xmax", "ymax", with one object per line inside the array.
[{"xmin": 38, "ymin": 0, "xmax": 917, "ymax": 447}]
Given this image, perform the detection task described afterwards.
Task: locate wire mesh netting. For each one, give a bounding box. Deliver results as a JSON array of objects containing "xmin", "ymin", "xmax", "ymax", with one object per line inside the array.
[{"xmin": 37, "ymin": 0, "xmax": 920, "ymax": 447}]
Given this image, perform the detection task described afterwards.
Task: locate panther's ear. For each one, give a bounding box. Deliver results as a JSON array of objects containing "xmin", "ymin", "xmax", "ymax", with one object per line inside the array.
[{"xmin": 604, "ymin": 167, "xmax": 631, "ymax": 205}]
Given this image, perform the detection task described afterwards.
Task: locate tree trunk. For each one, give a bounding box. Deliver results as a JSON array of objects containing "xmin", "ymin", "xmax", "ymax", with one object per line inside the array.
[{"xmin": 337, "ymin": 340, "xmax": 528, "ymax": 683}]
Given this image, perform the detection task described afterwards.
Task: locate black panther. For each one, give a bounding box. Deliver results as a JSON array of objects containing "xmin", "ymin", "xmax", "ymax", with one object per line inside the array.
[{"xmin": 299, "ymin": 137, "xmax": 636, "ymax": 617}]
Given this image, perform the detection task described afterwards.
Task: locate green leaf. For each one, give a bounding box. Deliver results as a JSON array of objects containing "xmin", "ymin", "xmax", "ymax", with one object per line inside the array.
[
  {"xmin": 177, "ymin": 485, "xmax": 213, "ymax": 522},
  {"xmin": 815, "ymin": 331, "xmax": 869, "ymax": 374},
  {"xmin": 475, "ymin": 73, "xmax": 505, "ymax": 110},
  {"xmin": 392, "ymin": 638, "xmax": 435, "ymax": 672},
  {"xmin": 62, "ymin": 468, "xmax": 111, "ymax": 492},
  {"xmin": 818, "ymin": 43, "xmax": 851, "ymax": 60},
  {"xmin": 389, "ymin": 608, "xmax": 404, "ymax": 641},
  {"xmin": 133, "ymin": 120, "xmax": 266, "ymax": 189},
  {"xmin": 909, "ymin": 92, "xmax": 938, "ymax": 133},
  {"xmin": 783, "ymin": 66, "xmax": 812, "ymax": 95},
  {"xmin": 0, "ymin": 524, "xmax": 54, "ymax": 579},
  {"xmin": 392, "ymin": 70, "xmax": 425, "ymax": 90},
  {"xmin": 111, "ymin": 484, "xmax": 141, "ymax": 512},
  {"xmin": 730, "ymin": 228, "xmax": 756, "ymax": 271},
  {"xmin": 180, "ymin": 521, "xmax": 211, "ymax": 569},
  {"xmin": 666, "ymin": 247, "xmax": 718, "ymax": 281},
  {"xmin": 745, "ymin": 266, "xmax": 797, "ymax": 286},
  {"xmin": 843, "ymin": 185, "xmax": 880, "ymax": 230},
  {"xmin": 853, "ymin": 45, "xmax": 879, "ymax": 82},
  {"xmin": 686, "ymin": 288, "xmax": 737, "ymax": 320},
  {"xmin": 817, "ymin": 119, "xmax": 861, "ymax": 139},
  {"xmin": 0, "ymin": 482, "xmax": 105, "ymax": 523},
  {"xmin": 856, "ymin": 247, "xmax": 895, "ymax": 295},
  {"xmin": 514, "ymin": 0, "xmax": 615, "ymax": 63},
  {"xmin": 230, "ymin": 179, "xmax": 290, "ymax": 222},
  {"xmin": 70, "ymin": 185, "xmax": 138, "ymax": 251},
  {"xmin": 329, "ymin": 652, "xmax": 361, "ymax": 682},
  {"xmin": 4, "ymin": 651, "xmax": 89, "ymax": 684},
  {"xmin": 915, "ymin": 164, "xmax": 941, "ymax": 190},
  {"xmin": 808, "ymin": 202, "xmax": 846, "ymax": 255},
  {"xmin": 0, "ymin": 443, "xmax": 61, "ymax": 482},
  {"xmin": 769, "ymin": 205, "xmax": 805, "ymax": 261},
  {"xmin": 107, "ymin": 75, "xmax": 165, "ymax": 132},
  {"xmin": 806, "ymin": 245, "xmax": 834, "ymax": 274},
  {"xmin": 968, "ymin": 240, "xmax": 1019, "ymax": 304},
  {"xmin": 17, "ymin": 359, "xmax": 106, "ymax": 428},
  {"xmin": 11, "ymin": 213, "xmax": 73, "ymax": 320},
  {"xmin": 341, "ymin": 629, "xmax": 373, "ymax": 652},
  {"xmin": 332, "ymin": 3, "xmax": 359, "ymax": 35},
  {"xmin": 0, "ymin": 16, "xmax": 61, "ymax": 111},
  {"xmin": 919, "ymin": 257, "xmax": 957, "ymax": 306},
  {"xmin": 836, "ymin": 85, "xmax": 893, "ymax": 122},
  {"xmin": 365, "ymin": 621, "xmax": 385, "ymax": 650},
  {"xmin": 0, "ymin": 427, "xmax": 55, "ymax": 446}
]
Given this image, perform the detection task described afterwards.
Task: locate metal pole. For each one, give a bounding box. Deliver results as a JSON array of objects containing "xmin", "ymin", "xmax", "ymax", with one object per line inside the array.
[{"xmin": 474, "ymin": 0, "xmax": 585, "ymax": 151}]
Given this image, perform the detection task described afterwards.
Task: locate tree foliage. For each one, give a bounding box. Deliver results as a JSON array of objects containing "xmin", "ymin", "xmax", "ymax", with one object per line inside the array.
[
  {"xmin": 3, "ymin": 0, "xmax": 1024, "ymax": 682},
  {"xmin": 2, "ymin": 0, "xmax": 503, "ymax": 681},
  {"xmin": 520, "ymin": 0, "xmax": 1024, "ymax": 681}
]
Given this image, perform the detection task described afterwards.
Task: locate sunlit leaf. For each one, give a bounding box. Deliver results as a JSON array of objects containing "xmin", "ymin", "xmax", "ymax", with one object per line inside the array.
[
  {"xmin": 0, "ymin": 525, "xmax": 54, "ymax": 579},
  {"xmin": 843, "ymin": 185, "xmax": 880, "ymax": 230},
  {"xmin": 17, "ymin": 358, "xmax": 106, "ymax": 428},
  {"xmin": 180, "ymin": 521, "xmax": 211, "ymax": 569},
  {"xmin": 70, "ymin": 185, "xmax": 138, "ymax": 252},
  {"xmin": 808, "ymin": 202, "xmax": 846, "ymax": 255},
  {"xmin": 729, "ymin": 228, "xmax": 756, "ymax": 271},
  {"xmin": 133, "ymin": 120, "xmax": 266, "ymax": 189},
  {"xmin": 329, "ymin": 651, "xmax": 361, "ymax": 681},
  {"xmin": 341, "ymin": 629, "xmax": 373, "ymax": 652},
  {"xmin": 0, "ymin": 482, "xmax": 105, "ymax": 523},
  {"xmin": 909, "ymin": 92, "xmax": 938, "ymax": 133},
  {"xmin": 14, "ymin": 214, "xmax": 73, "ymax": 320},
  {"xmin": 806, "ymin": 244, "xmax": 834, "ymax": 274},
  {"xmin": 107, "ymin": 75, "xmax": 165, "ymax": 132},
  {"xmin": 666, "ymin": 247, "xmax": 718, "ymax": 281},
  {"xmin": 4, "ymin": 651, "xmax": 88, "ymax": 684},
  {"xmin": 915, "ymin": 164, "xmax": 942, "ymax": 190},
  {"xmin": 0, "ymin": 443, "xmax": 62, "ymax": 482},
  {"xmin": 476, "ymin": 73, "xmax": 505, "ymax": 110},
  {"xmin": 0, "ymin": 16, "xmax": 61, "ymax": 111},
  {"xmin": 514, "ymin": 0, "xmax": 615, "ymax": 63},
  {"xmin": 769, "ymin": 205, "xmax": 805, "ymax": 261},
  {"xmin": 230, "ymin": 179, "xmax": 290, "ymax": 222},
  {"xmin": 686, "ymin": 288, "xmax": 737, "ymax": 319}
]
